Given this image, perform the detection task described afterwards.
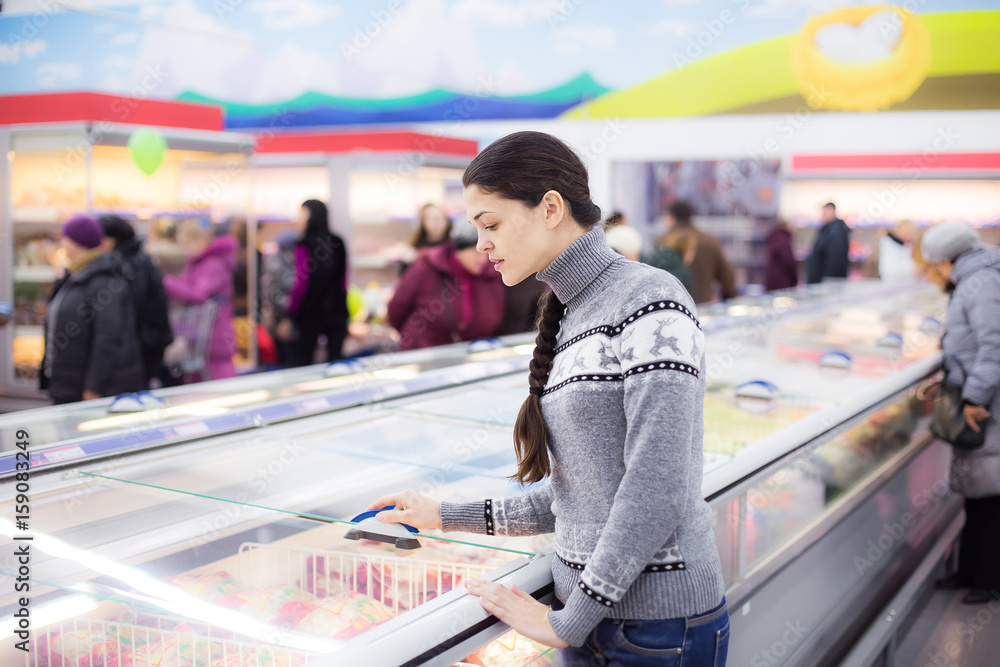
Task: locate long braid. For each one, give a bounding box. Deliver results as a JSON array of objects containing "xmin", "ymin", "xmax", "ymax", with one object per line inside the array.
[{"xmin": 512, "ymin": 289, "xmax": 566, "ymax": 484}]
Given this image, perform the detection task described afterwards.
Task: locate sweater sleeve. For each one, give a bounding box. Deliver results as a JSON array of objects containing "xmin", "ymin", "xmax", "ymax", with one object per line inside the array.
[
  {"xmin": 440, "ymin": 484, "xmax": 555, "ymax": 536},
  {"xmin": 548, "ymin": 302, "xmax": 705, "ymax": 646},
  {"xmin": 287, "ymin": 246, "xmax": 310, "ymax": 315}
]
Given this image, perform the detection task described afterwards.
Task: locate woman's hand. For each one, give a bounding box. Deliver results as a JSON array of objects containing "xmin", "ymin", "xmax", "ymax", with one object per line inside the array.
[
  {"xmin": 465, "ymin": 580, "xmax": 569, "ymax": 649},
  {"xmin": 964, "ymin": 404, "xmax": 991, "ymax": 432},
  {"xmin": 366, "ymin": 489, "xmax": 441, "ymax": 531}
]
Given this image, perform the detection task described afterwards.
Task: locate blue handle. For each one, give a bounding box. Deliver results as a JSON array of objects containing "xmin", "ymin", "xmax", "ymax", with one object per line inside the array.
[{"xmin": 350, "ymin": 505, "xmax": 418, "ymax": 533}]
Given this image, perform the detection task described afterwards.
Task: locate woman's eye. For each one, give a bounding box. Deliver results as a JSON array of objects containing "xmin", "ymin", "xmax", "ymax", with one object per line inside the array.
[{"xmin": 485, "ymin": 224, "xmax": 497, "ymax": 231}]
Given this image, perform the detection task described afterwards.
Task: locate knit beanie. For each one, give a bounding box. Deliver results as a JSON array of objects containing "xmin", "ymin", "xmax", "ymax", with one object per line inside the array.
[
  {"xmin": 451, "ymin": 220, "xmax": 479, "ymax": 251},
  {"xmin": 920, "ymin": 222, "xmax": 981, "ymax": 264},
  {"xmin": 63, "ymin": 215, "xmax": 104, "ymax": 249}
]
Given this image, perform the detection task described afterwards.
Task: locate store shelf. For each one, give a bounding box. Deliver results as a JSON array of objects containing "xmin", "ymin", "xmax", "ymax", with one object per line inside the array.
[{"xmin": 13, "ymin": 265, "xmax": 58, "ymax": 282}]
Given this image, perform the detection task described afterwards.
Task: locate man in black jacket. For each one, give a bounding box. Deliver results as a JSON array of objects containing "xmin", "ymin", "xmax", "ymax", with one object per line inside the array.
[
  {"xmin": 806, "ymin": 202, "xmax": 851, "ymax": 284},
  {"xmin": 40, "ymin": 215, "xmax": 145, "ymax": 404},
  {"xmin": 100, "ymin": 216, "xmax": 174, "ymax": 387}
]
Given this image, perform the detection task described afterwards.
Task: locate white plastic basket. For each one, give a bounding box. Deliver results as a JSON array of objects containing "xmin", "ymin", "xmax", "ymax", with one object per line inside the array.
[
  {"xmin": 27, "ymin": 607, "xmax": 313, "ymax": 667},
  {"xmin": 237, "ymin": 542, "xmax": 496, "ymax": 615}
]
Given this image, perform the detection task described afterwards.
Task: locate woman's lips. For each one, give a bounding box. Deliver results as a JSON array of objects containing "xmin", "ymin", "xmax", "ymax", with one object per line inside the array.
[{"xmin": 493, "ymin": 259, "xmax": 504, "ymax": 271}]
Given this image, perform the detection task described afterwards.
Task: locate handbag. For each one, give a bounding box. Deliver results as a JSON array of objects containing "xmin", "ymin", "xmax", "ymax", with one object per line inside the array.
[{"xmin": 928, "ymin": 357, "xmax": 987, "ymax": 451}]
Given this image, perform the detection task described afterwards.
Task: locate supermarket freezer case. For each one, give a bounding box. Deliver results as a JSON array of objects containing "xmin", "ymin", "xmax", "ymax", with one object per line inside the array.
[
  {"xmin": 0, "ymin": 279, "xmax": 912, "ymax": 463},
  {"xmin": 1, "ymin": 282, "xmax": 953, "ymax": 666}
]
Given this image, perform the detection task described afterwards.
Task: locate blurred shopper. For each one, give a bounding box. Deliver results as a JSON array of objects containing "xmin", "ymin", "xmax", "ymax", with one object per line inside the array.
[
  {"xmin": 606, "ymin": 224, "xmax": 694, "ymax": 297},
  {"xmin": 604, "ymin": 210, "xmax": 626, "ymax": 227},
  {"xmin": 393, "ymin": 203, "xmax": 453, "ymax": 276},
  {"xmin": 764, "ymin": 218, "xmax": 798, "ymax": 292},
  {"xmin": 496, "ymin": 279, "xmax": 547, "ymax": 336},
  {"xmin": 806, "ymin": 202, "xmax": 850, "ymax": 284},
  {"xmin": 660, "ymin": 200, "xmax": 736, "ymax": 304},
  {"xmin": 874, "ymin": 220, "xmax": 917, "ymax": 282},
  {"xmin": 99, "ymin": 215, "xmax": 173, "ymax": 388},
  {"xmin": 261, "ymin": 231, "xmax": 299, "ymax": 366},
  {"xmin": 284, "ymin": 199, "xmax": 349, "ymax": 366},
  {"xmin": 388, "ymin": 221, "xmax": 504, "ymax": 351},
  {"xmin": 164, "ymin": 220, "xmax": 238, "ymax": 381},
  {"xmin": 921, "ymin": 222, "xmax": 1000, "ymax": 605},
  {"xmin": 40, "ymin": 215, "xmax": 144, "ymax": 404},
  {"xmin": 227, "ymin": 217, "xmax": 263, "ymax": 319}
]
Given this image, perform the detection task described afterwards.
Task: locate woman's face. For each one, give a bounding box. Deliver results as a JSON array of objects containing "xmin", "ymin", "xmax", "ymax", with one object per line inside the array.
[
  {"xmin": 181, "ymin": 236, "xmax": 208, "ymax": 261},
  {"xmin": 61, "ymin": 236, "xmax": 86, "ymax": 264},
  {"xmin": 422, "ymin": 206, "xmax": 449, "ymax": 242},
  {"xmin": 295, "ymin": 206, "xmax": 311, "ymax": 234},
  {"xmin": 463, "ymin": 185, "xmax": 568, "ymax": 287},
  {"xmin": 920, "ymin": 261, "xmax": 953, "ymax": 290}
]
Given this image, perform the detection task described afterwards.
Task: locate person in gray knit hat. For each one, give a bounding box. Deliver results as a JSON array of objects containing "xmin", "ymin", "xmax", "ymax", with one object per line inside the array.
[
  {"xmin": 371, "ymin": 132, "xmax": 728, "ymax": 664},
  {"xmin": 920, "ymin": 222, "xmax": 1000, "ymax": 605}
]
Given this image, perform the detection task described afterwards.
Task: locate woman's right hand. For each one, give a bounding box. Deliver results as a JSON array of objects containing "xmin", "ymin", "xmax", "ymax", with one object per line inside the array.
[{"xmin": 366, "ymin": 489, "xmax": 442, "ymax": 531}]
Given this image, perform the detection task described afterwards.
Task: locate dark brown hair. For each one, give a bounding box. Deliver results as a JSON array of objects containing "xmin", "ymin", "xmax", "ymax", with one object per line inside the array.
[
  {"xmin": 463, "ymin": 131, "xmax": 601, "ymax": 484},
  {"xmin": 410, "ymin": 203, "xmax": 453, "ymax": 249}
]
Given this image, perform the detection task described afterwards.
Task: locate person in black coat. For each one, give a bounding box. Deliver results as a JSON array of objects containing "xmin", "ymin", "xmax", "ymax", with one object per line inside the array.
[
  {"xmin": 100, "ymin": 216, "xmax": 173, "ymax": 387},
  {"xmin": 806, "ymin": 202, "xmax": 851, "ymax": 284},
  {"xmin": 40, "ymin": 215, "xmax": 145, "ymax": 404},
  {"xmin": 284, "ymin": 200, "xmax": 350, "ymax": 366}
]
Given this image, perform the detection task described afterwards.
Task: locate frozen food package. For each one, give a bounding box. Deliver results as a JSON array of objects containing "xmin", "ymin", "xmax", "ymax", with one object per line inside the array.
[
  {"xmin": 278, "ymin": 592, "xmax": 395, "ymax": 640},
  {"xmin": 216, "ymin": 586, "xmax": 314, "ymax": 623},
  {"xmin": 164, "ymin": 571, "xmax": 244, "ymax": 601},
  {"xmin": 43, "ymin": 625, "xmax": 142, "ymax": 667},
  {"xmin": 462, "ymin": 630, "xmax": 553, "ymax": 666}
]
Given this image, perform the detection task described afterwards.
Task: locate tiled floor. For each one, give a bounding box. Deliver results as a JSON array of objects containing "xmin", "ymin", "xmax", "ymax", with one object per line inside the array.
[{"xmin": 895, "ymin": 589, "xmax": 1000, "ymax": 667}]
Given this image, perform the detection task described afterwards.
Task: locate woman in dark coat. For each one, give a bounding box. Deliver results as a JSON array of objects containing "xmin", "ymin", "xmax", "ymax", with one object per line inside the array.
[
  {"xmin": 284, "ymin": 200, "xmax": 350, "ymax": 366},
  {"xmin": 40, "ymin": 215, "xmax": 144, "ymax": 404},
  {"xmin": 765, "ymin": 219, "xmax": 799, "ymax": 291},
  {"xmin": 388, "ymin": 221, "xmax": 505, "ymax": 351},
  {"xmin": 100, "ymin": 215, "xmax": 173, "ymax": 387}
]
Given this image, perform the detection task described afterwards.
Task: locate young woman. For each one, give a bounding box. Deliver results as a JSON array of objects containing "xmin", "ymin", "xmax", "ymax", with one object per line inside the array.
[
  {"xmin": 369, "ymin": 132, "xmax": 728, "ymax": 665},
  {"xmin": 284, "ymin": 199, "xmax": 349, "ymax": 366}
]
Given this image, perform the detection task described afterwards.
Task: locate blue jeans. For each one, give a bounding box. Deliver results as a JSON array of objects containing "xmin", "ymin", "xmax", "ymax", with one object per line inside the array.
[{"xmin": 556, "ymin": 597, "xmax": 729, "ymax": 666}]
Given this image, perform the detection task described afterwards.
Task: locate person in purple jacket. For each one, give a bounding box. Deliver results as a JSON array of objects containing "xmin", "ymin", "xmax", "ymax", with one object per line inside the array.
[
  {"xmin": 164, "ymin": 220, "xmax": 238, "ymax": 381},
  {"xmin": 764, "ymin": 218, "xmax": 798, "ymax": 292}
]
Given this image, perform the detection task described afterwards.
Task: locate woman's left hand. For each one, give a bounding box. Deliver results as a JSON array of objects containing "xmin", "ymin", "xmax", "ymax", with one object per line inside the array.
[
  {"xmin": 465, "ymin": 580, "xmax": 569, "ymax": 649},
  {"xmin": 964, "ymin": 404, "xmax": 991, "ymax": 432}
]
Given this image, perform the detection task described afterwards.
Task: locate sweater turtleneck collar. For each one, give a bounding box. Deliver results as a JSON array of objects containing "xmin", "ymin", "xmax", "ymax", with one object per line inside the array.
[{"xmin": 537, "ymin": 227, "xmax": 619, "ymax": 303}]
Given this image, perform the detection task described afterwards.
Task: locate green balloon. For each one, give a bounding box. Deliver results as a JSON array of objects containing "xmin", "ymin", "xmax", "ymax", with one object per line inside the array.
[
  {"xmin": 347, "ymin": 286, "xmax": 363, "ymax": 319},
  {"xmin": 128, "ymin": 128, "xmax": 168, "ymax": 175}
]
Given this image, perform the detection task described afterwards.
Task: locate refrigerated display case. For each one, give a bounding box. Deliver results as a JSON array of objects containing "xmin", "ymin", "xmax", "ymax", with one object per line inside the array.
[
  {"xmin": 0, "ymin": 279, "xmax": 918, "ymax": 474},
  {"xmin": 0, "ymin": 95, "xmax": 257, "ymax": 396},
  {"xmin": 1, "ymin": 281, "xmax": 952, "ymax": 666}
]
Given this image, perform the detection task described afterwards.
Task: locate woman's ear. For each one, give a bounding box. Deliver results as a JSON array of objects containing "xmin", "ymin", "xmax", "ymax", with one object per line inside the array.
[{"xmin": 540, "ymin": 190, "xmax": 567, "ymax": 230}]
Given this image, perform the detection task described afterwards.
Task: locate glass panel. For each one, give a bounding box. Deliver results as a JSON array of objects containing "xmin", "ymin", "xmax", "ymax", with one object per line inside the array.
[
  {"xmin": 711, "ymin": 497, "xmax": 741, "ymax": 589},
  {"xmin": 1, "ymin": 473, "xmax": 533, "ymax": 667},
  {"xmin": 741, "ymin": 383, "xmax": 934, "ymax": 571}
]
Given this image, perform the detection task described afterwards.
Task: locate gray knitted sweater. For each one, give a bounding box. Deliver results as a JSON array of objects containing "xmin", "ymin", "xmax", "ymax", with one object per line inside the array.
[{"xmin": 441, "ymin": 228, "xmax": 725, "ymax": 647}]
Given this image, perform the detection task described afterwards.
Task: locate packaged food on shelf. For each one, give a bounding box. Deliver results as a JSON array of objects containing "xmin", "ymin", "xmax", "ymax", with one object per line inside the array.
[
  {"xmin": 459, "ymin": 630, "xmax": 554, "ymax": 667},
  {"xmin": 277, "ymin": 592, "xmax": 395, "ymax": 640}
]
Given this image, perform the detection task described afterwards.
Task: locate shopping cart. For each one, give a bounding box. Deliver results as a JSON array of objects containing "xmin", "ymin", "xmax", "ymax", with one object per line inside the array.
[{"xmin": 165, "ymin": 299, "xmax": 219, "ymax": 382}]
